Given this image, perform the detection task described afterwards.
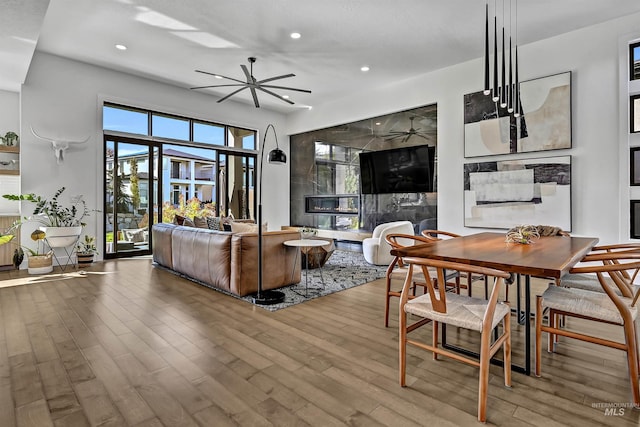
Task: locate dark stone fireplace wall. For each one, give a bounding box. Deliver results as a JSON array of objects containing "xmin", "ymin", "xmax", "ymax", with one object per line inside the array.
[{"xmin": 289, "ymin": 104, "xmax": 438, "ymax": 235}]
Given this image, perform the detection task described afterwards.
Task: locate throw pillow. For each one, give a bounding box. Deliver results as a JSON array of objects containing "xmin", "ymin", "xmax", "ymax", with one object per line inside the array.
[
  {"xmin": 193, "ymin": 216, "xmax": 208, "ymax": 229},
  {"xmin": 183, "ymin": 217, "xmax": 195, "ymax": 227},
  {"xmin": 206, "ymin": 216, "xmax": 221, "ymax": 230},
  {"xmin": 230, "ymin": 221, "xmax": 259, "ymax": 233},
  {"xmin": 173, "ymin": 214, "xmax": 186, "ymax": 225},
  {"xmin": 222, "ymin": 223, "xmax": 232, "ymax": 232}
]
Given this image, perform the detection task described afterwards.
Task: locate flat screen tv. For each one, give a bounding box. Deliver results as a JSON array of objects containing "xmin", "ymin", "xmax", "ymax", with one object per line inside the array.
[{"xmin": 359, "ymin": 145, "xmax": 435, "ymax": 194}]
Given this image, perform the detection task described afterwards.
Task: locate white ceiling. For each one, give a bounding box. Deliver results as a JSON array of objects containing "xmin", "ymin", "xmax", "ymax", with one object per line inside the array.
[{"xmin": 4, "ymin": 0, "xmax": 640, "ymax": 113}]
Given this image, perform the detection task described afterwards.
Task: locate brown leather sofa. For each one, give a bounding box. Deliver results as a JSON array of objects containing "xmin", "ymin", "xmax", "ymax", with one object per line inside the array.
[{"xmin": 152, "ymin": 223, "xmax": 301, "ymax": 296}]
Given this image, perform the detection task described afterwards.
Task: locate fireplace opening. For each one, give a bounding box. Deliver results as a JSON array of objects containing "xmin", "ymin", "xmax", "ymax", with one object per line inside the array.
[{"xmin": 305, "ymin": 195, "xmax": 359, "ymax": 215}]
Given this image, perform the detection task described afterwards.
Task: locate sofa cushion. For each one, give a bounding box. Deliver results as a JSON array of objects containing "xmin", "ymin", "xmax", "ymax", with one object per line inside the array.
[
  {"xmin": 230, "ymin": 221, "xmax": 258, "ymax": 233},
  {"xmin": 206, "ymin": 216, "xmax": 221, "ymax": 230},
  {"xmin": 193, "ymin": 216, "xmax": 209, "ymax": 229},
  {"xmin": 173, "ymin": 214, "xmax": 195, "ymax": 227},
  {"xmin": 171, "ymin": 227, "xmax": 233, "ymax": 292}
]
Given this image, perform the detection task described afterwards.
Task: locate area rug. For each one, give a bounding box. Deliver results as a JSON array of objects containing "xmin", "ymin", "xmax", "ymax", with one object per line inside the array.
[{"xmin": 243, "ymin": 249, "xmax": 388, "ymax": 311}]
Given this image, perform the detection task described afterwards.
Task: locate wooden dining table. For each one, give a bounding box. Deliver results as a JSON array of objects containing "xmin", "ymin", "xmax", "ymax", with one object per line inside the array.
[{"xmin": 390, "ymin": 231, "xmax": 599, "ymax": 375}]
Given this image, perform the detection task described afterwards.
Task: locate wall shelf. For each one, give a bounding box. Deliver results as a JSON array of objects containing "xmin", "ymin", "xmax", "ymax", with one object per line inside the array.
[{"xmin": 0, "ymin": 146, "xmax": 19, "ymax": 154}]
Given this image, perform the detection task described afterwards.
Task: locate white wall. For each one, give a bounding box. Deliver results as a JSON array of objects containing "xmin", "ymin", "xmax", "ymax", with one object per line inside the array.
[
  {"xmin": 20, "ymin": 52, "xmax": 289, "ymax": 259},
  {"xmin": 286, "ymin": 12, "xmax": 640, "ymax": 245},
  {"xmin": 0, "ymin": 90, "xmax": 19, "ymax": 134}
]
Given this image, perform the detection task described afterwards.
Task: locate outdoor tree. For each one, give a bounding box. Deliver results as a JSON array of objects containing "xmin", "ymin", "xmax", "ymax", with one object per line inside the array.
[{"xmin": 130, "ymin": 159, "xmax": 140, "ymax": 211}]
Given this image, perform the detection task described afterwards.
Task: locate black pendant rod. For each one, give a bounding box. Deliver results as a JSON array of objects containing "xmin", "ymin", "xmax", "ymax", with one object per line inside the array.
[
  {"xmin": 500, "ymin": 26, "xmax": 507, "ymax": 107},
  {"xmin": 508, "ymin": 36, "xmax": 513, "ymax": 112},
  {"xmin": 514, "ymin": 46, "xmax": 520, "ymax": 117},
  {"xmin": 492, "ymin": 2, "xmax": 499, "ymax": 101},
  {"xmin": 484, "ymin": 2, "xmax": 490, "ymax": 95}
]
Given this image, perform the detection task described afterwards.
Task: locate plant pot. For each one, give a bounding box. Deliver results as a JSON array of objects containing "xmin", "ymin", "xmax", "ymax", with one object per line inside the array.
[
  {"xmin": 40, "ymin": 226, "xmax": 83, "ymax": 248},
  {"xmin": 27, "ymin": 252, "xmax": 53, "ymax": 275},
  {"xmin": 76, "ymin": 252, "xmax": 94, "ymax": 267}
]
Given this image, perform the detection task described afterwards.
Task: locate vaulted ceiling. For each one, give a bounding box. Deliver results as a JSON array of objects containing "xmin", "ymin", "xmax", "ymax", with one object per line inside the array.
[{"xmin": 3, "ymin": 0, "xmax": 640, "ymax": 113}]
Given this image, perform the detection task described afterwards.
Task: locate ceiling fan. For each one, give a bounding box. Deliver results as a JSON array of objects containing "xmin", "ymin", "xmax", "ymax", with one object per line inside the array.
[
  {"xmin": 190, "ymin": 57, "xmax": 311, "ymax": 108},
  {"xmin": 384, "ymin": 116, "xmax": 431, "ymax": 143}
]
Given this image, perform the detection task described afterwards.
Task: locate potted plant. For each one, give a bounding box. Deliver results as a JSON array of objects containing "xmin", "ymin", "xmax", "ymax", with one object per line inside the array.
[
  {"xmin": 76, "ymin": 234, "xmax": 97, "ymax": 267},
  {"xmin": 3, "ymin": 187, "xmax": 90, "ymax": 247},
  {"xmin": 0, "ymin": 226, "xmax": 53, "ymax": 274},
  {"xmin": 3, "ymin": 131, "xmax": 18, "ymax": 146}
]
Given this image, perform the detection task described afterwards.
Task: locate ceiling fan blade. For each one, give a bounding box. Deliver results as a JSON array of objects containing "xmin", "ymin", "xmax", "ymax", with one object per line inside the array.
[
  {"xmin": 190, "ymin": 83, "xmax": 246, "ymax": 90},
  {"xmin": 261, "ymin": 84, "xmax": 312, "ymax": 94},
  {"xmin": 216, "ymin": 86, "xmax": 249, "ymax": 103},
  {"xmin": 384, "ymin": 134, "xmax": 405, "ymax": 141},
  {"xmin": 257, "ymin": 87, "xmax": 295, "ymax": 105},
  {"xmin": 241, "ymin": 64, "xmax": 252, "ymax": 82},
  {"xmin": 257, "ymin": 73, "xmax": 295, "ymax": 84},
  {"xmin": 195, "ymin": 70, "xmax": 246, "ymax": 84},
  {"xmin": 249, "ymin": 87, "xmax": 260, "ymax": 108}
]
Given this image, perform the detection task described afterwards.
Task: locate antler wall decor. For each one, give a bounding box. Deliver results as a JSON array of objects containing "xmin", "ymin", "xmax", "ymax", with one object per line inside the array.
[{"xmin": 30, "ymin": 126, "xmax": 90, "ymax": 164}]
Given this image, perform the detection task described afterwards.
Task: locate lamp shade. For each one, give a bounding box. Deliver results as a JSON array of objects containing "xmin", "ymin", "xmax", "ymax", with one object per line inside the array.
[{"xmin": 269, "ymin": 148, "xmax": 287, "ymax": 164}]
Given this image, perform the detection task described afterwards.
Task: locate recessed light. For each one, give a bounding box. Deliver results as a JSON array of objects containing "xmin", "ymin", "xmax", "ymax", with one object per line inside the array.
[
  {"xmin": 290, "ymin": 32, "xmax": 301, "ymax": 39},
  {"xmin": 361, "ymin": 66, "xmax": 370, "ymax": 72},
  {"xmin": 307, "ymin": 106, "xmax": 313, "ymax": 110},
  {"xmin": 375, "ymin": 122, "xmax": 381, "ymax": 126},
  {"xmin": 115, "ymin": 44, "xmax": 127, "ymax": 50},
  {"xmin": 282, "ymin": 95, "xmax": 290, "ymax": 99}
]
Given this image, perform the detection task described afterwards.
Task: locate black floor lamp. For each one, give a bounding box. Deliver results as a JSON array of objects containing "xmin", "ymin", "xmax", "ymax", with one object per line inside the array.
[{"xmin": 251, "ymin": 124, "xmax": 287, "ymax": 305}]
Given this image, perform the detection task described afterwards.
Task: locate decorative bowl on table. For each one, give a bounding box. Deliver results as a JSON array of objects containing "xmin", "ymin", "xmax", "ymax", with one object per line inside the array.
[{"xmin": 300, "ymin": 227, "xmax": 317, "ymax": 239}]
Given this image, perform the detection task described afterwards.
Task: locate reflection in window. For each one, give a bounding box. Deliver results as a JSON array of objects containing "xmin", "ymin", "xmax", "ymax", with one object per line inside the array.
[
  {"xmin": 631, "ymin": 42, "xmax": 640, "ymax": 80},
  {"xmin": 103, "ymin": 106, "xmax": 148, "ymax": 134},
  {"xmin": 152, "ymin": 114, "xmax": 189, "ymax": 140}
]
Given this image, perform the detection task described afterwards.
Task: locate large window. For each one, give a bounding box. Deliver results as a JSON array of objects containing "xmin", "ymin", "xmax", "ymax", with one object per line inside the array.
[
  {"xmin": 631, "ymin": 41, "xmax": 640, "ymax": 81},
  {"xmin": 103, "ymin": 103, "xmax": 257, "ymax": 258}
]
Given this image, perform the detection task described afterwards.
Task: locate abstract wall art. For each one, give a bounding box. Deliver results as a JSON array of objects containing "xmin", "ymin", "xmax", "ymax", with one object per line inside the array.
[
  {"xmin": 631, "ymin": 147, "xmax": 640, "ymax": 185},
  {"xmin": 631, "ymin": 200, "xmax": 640, "ymax": 239},
  {"xmin": 464, "ymin": 155, "xmax": 571, "ymax": 230},
  {"xmin": 464, "ymin": 72, "xmax": 571, "ymax": 157}
]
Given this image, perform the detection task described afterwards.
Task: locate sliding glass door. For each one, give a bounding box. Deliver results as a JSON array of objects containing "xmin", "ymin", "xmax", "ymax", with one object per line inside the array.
[{"xmin": 104, "ymin": 138, "xmax": 159, "ymax": 258}]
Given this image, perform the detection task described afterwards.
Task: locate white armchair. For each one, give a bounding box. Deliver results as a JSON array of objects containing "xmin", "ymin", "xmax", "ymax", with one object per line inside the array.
[{"xmin": 362, "ymin": 220, "xmax": 415, "ymax": 265}]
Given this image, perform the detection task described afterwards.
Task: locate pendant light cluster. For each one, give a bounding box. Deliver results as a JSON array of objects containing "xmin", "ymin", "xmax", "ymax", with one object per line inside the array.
[{"xmin": 484, "ymin": 0, "xmax": 521, "ymax": 117}]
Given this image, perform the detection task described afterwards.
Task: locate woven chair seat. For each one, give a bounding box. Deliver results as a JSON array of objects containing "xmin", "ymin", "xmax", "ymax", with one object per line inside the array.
[
  {"xmin": 389, "ymin": 266, "xmax": 459, "ymax": 283},
  {"xmin": 541, "ymin": 285, "xmax": 637, "ymax": 324},
  {"xmin": 561, "ymin": 273, "xmax": 640, "ymax": 297},
  {"xmin": 405, "ymin": 292, "xmax": 511, "ymax": 332}
]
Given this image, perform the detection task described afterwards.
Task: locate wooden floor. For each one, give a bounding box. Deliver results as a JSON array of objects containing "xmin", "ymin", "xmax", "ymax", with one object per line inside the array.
[{"xmin": 0, "ymin": 258, "xmax": 638, "ymax": 426}]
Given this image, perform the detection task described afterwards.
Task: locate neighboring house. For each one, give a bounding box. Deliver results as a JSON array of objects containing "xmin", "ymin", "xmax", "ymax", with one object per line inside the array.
[{"xmin": 106, "ymin": 147, "xmax": 219, "ymax": 211}]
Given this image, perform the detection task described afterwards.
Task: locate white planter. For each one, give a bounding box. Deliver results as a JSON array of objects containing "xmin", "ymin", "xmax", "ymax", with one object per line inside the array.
[{"xmin": 39, "ymin": 226, "xmax": 83, "ymax": 248}]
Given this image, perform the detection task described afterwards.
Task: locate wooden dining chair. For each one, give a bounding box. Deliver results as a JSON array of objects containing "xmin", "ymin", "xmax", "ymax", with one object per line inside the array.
[
  {"xmin": 384, "ymin": 233, "xmax": 458, "ymax": 327},
  {"xmin": 421, "ymin": 229, "xmax": 485, "ymax": 297},
  {"xmin": 561, "ymin": 243, "xmax": 640, "ymax": 295},
  {"xmin": 399, "ymin": 257, "xmax": 512, "ymax": 423},
  {"xmin": 535, "ymin": 251, "xmax": 640, "ymax": 407}
]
